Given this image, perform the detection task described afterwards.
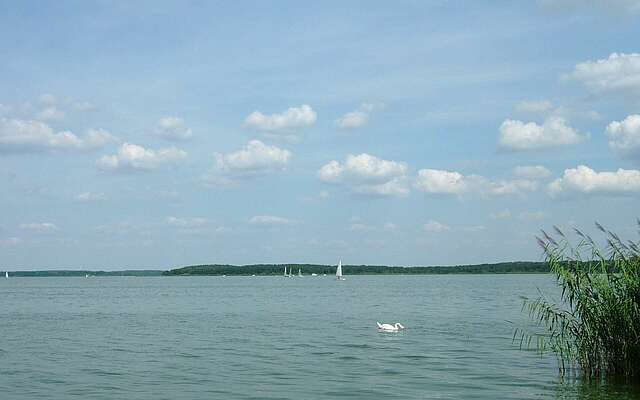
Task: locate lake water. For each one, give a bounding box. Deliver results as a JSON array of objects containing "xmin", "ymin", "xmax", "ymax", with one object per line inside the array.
[{"xmin": 1, "ymin": 275, "xmax": 639, "ymax": 399}]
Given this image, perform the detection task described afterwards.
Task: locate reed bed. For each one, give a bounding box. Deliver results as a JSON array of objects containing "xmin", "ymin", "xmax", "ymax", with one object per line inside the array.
[{"xmin": 517, "ymin": 220, "xmax": 640, "ymax": 380}]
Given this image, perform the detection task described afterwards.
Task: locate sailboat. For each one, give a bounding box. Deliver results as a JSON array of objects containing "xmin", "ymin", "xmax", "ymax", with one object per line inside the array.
[
  {"xmin": 5, "ymin": 271, "xmax": 8, "ymax": 279},
  {"xmin": 336, "ymin": 260, "xmax": 345, "ymax": 281},
  {"xmin": 298, "ymin": 268, "xmax": 302, "ymax": 277},
  {"xmin": 283, "ymin": 266, "xmax": 287, "ymax": 277}
]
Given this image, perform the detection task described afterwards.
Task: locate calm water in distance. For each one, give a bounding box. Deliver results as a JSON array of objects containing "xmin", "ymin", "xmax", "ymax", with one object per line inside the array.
[{"xmin": 1, "ymin": 275, "xmax": 639, "ymax": 399}]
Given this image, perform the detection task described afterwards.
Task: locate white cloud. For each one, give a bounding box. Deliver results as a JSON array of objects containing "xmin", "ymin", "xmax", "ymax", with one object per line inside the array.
[
  {"xmin": 244, "ymin": 105, "xmax": 316, "ymax": 138},
  {"xmin": 206, "ymin": 140, "xmax": 291, "ymax": 185},
  {"xmin": 0, "ymin": 118, "xmax": 117, "ymax": 153},
  {"xmin": 513, "ymin": 165, "xmax": 552, "ymax": 179},
  {"xmin": 515, "ymin": 100, "xmax": 554, "ymax": 114},
  {"xmin": 318, "ymin": 153, "xmax": 409, "ymax": 197},
  {"xmin": 19, "ymin": 222, "xmax": 59, "ymax": 233},
  {"xmin": 414, "ymin": 168, "xmax": 537, "ymax": 197},
  {"xmin": 414, "ymin": 169, "xmax": 470, "ymax": 195},
  {"xmin": 606, "ymin": 114, "xmax": 640, "ymax": 161},
  {"xmin": 566, "ymin": 53, "xmax": 640, "ymax": 94},
  {"xmin": 498, "ymin": 117, "xmax": 586, "ymax": 151},
  {"xmin": 336, "ymin": 103, "xmax": 381, "ymax": 129},
  {"xmin": 248, "ymin": 215, "xmax": 294, "ymax": 226},
  {"xmin": 423, "ymin": 220, "xmax": 451, "ymax": 233},
  {"xmin": 38, "ymin": 94, "xmax": 57, "ymax": 106},
  {"xmin": 37, "ymin": 106, "xmax": 65, "ymax": 121},
  {"xmin": 166, "ymin": 216, "xmax": 208, "ymax": 228},
  {"xmin": 84, "ymin": 129, "xmax": 119, "ymax": 148},
  {"xmin": 72, "ymin": 101, "xmax": 96, "ymax": 112},
  {"xmin": 75, "ymin": 192, "xmax": 106, "ymax": 202},
  {"xmin": 548, "ymin": 165, "xmax": 640, "ymax": 197},
  {"xmin": 35, "ymin": 94, "xmax": 64, "ymax": 121},
  {"xmin": 490, "ymin": 209, "xmax": 512, "ymax": 219},
  {"xmin": 97, "ymin": 142, "xmax": 187, "ymax": 172},
  {"xmin": 337, "ymin": 110, "xmax": 368, "ymax": 129},
  {"xmin": 0, "ymin": 104, "xmax": 11, "ymax": 116},
  {"xmin": 155, "ymin": 116, "xmax": 192, "ymax": 140}
]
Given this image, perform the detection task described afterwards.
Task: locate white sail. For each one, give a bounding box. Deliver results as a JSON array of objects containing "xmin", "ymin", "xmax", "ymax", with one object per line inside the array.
[
  {"xmin": 336, "ymin": 260, "xmax": 342, "ymax": 278},
  {"xmin": 5, "ymin": 271, "xmax": 8, "ymax": 278},
  {"xmin": 298, "ymin": 268, "xmax": 302, "ymax": 277},
  {"xmin": 284, "ymin": 266, "xmax": 287, "ymax": 277}
]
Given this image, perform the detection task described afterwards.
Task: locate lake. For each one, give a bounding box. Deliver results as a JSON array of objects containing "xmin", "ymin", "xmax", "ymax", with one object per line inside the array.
[{"xmin": 1, "ymin": 275, "xmax": 638, "ymax": 399}]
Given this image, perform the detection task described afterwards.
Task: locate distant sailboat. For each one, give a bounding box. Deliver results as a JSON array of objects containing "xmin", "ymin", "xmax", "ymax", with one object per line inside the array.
[
  {"xmin": 5, "ymin": 271, "xmax": 8, "ymax": 279},
  {"xmin": 336, "ymin": 260, "xmax": 345, "ymax": 281},
  {"xmin": 298, "ymin": 268, "xmax": 302, "ymax": 277},
  {"xmin": 284, "ymin": 266, "xmax": 287, "ymax": 277}
]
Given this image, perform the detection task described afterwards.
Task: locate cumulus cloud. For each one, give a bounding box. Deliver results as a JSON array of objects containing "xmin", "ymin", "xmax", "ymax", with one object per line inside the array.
[
  {"xmin": 566, "ymin": 53, "xmax": 640, "ymax": 94},
  {"xmin": 244, "ymin": 105, "xmax": 316, "ymax": 138},
  {"xmin": 498, "ymin": 117, "xmax": 586, "ymax": 151},
  {"xmin": 248, "ymin": 215, "xmax": 294, "ymax": 226},
  {"xmin": 19, "ymin": 222, "xmax": 59, "ymax": 233},
  {"xmin": 336, "ymin": 103, "xmax": 382, "ymax": 129},
  {"xmin": 75, "ymin": 192, "xmax": 106, "ymax": 202},
  {"xmin": 318, "ymin": 153, "xmax": 409, "ymax": 197},
  {"xmin": 155, "ymin": 116, "xmax": 192, "ymax": 140},
  {"xmin": 548, "ymin": 165, "xmax": 640, "ymax": 197},
  {"xmin": 97, "ymin": 142, "xmax": 187, "ymax": 172},
  {"xmin": 206, "ymin": 140, "xmax": 291, "ymax": 185},
  {"xmin": 423, "ymin": 220, "xmax": 451, "ymax": 232},
  {"xmin": 414, "ymin": 168, "xmax": 537, "ymax": 197},
  {"xmin": 606, "ymin": 114, "xmax": 640, "ymax": 161},
  {"xmin": 0, "ymin": 118, "xmax": 118, "ymax": 153},
  {"xmin": 513, "ymin": 165, "xmax": 552, "ymax": 179}
]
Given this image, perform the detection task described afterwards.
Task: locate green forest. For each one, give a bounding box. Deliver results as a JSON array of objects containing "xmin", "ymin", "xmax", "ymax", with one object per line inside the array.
[{"xmin": 162, "ymin": 261, "xmax": 548, "ymax": 276}]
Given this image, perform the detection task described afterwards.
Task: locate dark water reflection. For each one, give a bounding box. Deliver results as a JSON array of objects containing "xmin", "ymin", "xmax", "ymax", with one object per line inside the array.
[{"xmin": 0, "ymin": 275, "xmax": 638, "ymax": 399}]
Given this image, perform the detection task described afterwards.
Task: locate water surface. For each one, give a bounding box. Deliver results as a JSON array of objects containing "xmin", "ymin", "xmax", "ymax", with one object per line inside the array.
[{"xmin": 1, "ymin": 275, "xmax": 638, "ymax": 399}]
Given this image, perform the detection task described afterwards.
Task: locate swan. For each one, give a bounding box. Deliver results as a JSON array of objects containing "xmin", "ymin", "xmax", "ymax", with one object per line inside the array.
[{"xmin": 376, "ymin": 322, "xmax": 406, "ymax": 332}]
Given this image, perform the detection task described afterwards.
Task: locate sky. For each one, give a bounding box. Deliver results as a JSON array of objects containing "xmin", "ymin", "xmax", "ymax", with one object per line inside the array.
[{"xmin": 1, "ymin": 1, "xmax": 640, "ymax": 269}]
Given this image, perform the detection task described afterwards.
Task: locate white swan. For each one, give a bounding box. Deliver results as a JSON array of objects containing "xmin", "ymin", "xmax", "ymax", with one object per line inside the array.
[{"xmin": 376, "ymin": 322, "xmax": 406, "ymax": 332}]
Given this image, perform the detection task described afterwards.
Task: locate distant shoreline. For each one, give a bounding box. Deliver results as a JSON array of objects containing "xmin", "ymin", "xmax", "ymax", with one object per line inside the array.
[
  {"xmin": 1, "ymin": 262, "xmax": 551, "ymax": 277},
  {"xmin": 162, "ymin": 262, "xmax": 548, "ymax": 276}
]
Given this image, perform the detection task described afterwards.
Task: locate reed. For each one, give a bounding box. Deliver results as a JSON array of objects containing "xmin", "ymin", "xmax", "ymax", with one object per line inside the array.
[{"xmin": 517, "ymin": 220, "xmax": 640, "ymax": 380}]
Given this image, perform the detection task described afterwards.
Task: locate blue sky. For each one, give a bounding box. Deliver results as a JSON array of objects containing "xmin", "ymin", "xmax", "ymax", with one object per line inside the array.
[{"xmin": 1, "ymin": 1, "xmax": 640, "ymax": 269}]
